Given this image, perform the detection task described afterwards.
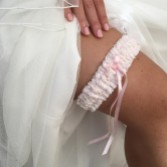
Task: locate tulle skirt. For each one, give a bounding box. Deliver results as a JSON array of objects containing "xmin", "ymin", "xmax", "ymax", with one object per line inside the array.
[{"xmin": 0, "ymin": 0, "xmax": 166, "ymax": 167}]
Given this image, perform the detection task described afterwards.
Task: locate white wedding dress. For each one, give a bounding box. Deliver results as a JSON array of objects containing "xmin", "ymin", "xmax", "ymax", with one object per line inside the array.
[{"xmin": 0, "ymin": 0, "xmax": 166, "ymax": 167}]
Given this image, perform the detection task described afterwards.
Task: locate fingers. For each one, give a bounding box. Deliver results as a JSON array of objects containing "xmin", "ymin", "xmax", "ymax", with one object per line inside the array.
[
  {"xmin": 83, "ymin": 0, "xmax": 103, "ymax": 37},
  {"xmin": 72, "ymin": 1, "xmax": 90, "ymax": 35},
  {"xmin": 64, "ymin": 8, "xmax": 73, "ymax": 21},
  {"xmin": 64, "ymin": 0, "xmax": 109, "ymax": 38},
  {"xmin": 93, "ymin": 0, "xmax": 109, "ymax": 31}
]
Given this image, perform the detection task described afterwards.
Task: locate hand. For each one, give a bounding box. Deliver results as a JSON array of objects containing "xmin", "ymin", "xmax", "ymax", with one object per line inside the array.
[{"xmin": 64, "ymin": 0, "xmax": 110, "ymax": 38}]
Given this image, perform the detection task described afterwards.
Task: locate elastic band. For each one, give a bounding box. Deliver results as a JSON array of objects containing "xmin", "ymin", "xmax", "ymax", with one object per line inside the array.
[
  {"xmin": 76, "ymin": 35, "xmax": 140, "ymax": 155},
  {"xmin": 76, "ymin": 35, "xmax": 140, "ymax": 112}
]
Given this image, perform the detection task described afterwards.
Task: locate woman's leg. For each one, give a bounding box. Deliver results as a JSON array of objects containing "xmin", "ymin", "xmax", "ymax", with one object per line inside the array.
[
  {"xmin": 123, "ymin": 53, "xmax": 167, "ymax": 167},
  {"xmin": 75, "ymin": 28, "xmax": 167, "ymax": 167}
]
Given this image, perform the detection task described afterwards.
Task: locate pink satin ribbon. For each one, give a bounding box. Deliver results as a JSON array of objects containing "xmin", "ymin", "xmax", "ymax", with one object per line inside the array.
[{"xmin": 88, "ymin": 71, "xmax": 128, "ymax": 155}]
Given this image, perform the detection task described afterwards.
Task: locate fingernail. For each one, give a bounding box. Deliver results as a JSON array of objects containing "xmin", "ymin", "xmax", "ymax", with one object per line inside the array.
[
  {"xmin": 97, "ymin": 29, "xmax": 103, "ymax": 38},
  {"xmin": 84, "ymin": 27, "xmax": 90, "ymax": 35},
  {"xmin": 67, "ymin": 13, "xmax": 73, "ymax": 21},
  {"xmin": 104, "ymin": 23, "xmax": 110, "ymax": 31}
]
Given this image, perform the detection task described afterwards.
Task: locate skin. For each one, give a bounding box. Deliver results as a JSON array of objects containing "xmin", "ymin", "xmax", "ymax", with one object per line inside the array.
[
  {"xmin": 64, "ymin": 0, "xmax": 109, "ymax": 38},
  {"xmin": 74, "ymin": 28, "xmax": 167, "ymax": 167}
]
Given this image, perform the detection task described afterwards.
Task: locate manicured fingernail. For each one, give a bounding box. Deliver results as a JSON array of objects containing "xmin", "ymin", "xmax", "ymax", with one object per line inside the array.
[
  {"xmin": 97, "ymin": 29, "xmax": 103, "ymax": 38},
  {"xmin": 84, "ymin": 27, "xmax": 90, "ymax": 35},
  {"xmin": 67, "ymin": 13, "xmax": 73, "ymax": 21},
  {"xmin": 104, "ymin": 23, "xmax": 110, "ymax": 31}
]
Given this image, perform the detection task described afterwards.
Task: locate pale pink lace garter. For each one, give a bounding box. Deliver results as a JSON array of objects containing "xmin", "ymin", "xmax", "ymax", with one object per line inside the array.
[{"xmin": 76, "ymin": 35, "xmax": 140, "ymax": 155}]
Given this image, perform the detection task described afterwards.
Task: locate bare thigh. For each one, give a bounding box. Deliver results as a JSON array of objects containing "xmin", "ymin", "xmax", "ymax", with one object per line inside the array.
[
  {"xmin": 75, "ymin": 28, "xmax": 167, "ymax": 167},
  {"xmin": 75, "ymin": 28, "xmax": 167, "ymax": 129}
]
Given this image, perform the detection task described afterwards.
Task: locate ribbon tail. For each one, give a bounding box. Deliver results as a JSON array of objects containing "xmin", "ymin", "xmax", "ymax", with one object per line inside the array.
[
  {"xmin": 102, "ymin": 73, "xmax": 128, "ymax": 155},
  {"xmin": 88, "ymin": 73, "xmax": 128, "ymax": 156},
  {"xmin": 102, "ymin": 135, "xmax": 114, "ymax": 155},
  {"xmin": 88, "ymin": 133, "xmax": 110, "ymax": 145}
]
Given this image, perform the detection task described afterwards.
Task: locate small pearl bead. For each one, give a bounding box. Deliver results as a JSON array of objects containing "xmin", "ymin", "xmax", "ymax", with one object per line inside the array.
[{"xmin": 114, "ymin": 56, "xmax": 120, "ymax": 63}]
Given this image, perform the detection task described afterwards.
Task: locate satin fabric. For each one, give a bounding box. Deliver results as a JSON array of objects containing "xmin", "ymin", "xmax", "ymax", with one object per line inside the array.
[{"xmin": 0, "ymin": 0, "xmax": 166, "ymax": 167}]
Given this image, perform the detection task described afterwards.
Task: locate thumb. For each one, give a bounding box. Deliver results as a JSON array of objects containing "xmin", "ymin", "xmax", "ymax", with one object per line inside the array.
[{"xmin": 64, "ymin": 8, "xmax": 74, "ymax": 21}]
